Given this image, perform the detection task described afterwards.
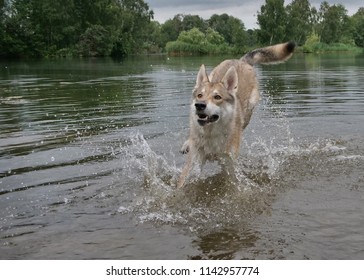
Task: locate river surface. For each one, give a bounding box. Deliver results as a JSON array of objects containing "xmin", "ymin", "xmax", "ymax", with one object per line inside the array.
[{"xmin": 0, "ymin": 53, "xmax": 363, "ymax": 259}]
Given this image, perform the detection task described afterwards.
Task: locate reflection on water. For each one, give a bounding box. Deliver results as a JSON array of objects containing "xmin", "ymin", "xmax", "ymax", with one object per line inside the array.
[{"xmin": 0, "ymin": 53, "xmax": 364, "ymax": 259}]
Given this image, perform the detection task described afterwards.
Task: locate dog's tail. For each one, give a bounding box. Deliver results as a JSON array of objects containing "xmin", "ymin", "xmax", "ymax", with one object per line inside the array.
[{"xmin": 241, "ymin": 41, "xmax": 296, "ymax": 65}]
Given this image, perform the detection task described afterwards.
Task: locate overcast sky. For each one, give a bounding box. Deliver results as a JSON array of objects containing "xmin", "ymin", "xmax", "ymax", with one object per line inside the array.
[{"xmin": 145, "ymin": 0, "xmax": 363, "ymax": 29}]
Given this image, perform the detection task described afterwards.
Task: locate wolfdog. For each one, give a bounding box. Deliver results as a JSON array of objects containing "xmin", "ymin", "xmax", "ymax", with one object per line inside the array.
[{"xmin": 178, "ymin": 42, "xmax": 295, "ymax": 188}]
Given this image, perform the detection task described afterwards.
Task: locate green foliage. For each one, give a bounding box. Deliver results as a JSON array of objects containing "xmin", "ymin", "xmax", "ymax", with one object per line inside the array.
[
  {"xmin": 164, "ymin": 13, "xmax": 248, "ymax": 55},
  {"xmin": 206, "ymin": 28, "xmax": 225, "ymax": 45},
  {"xmin": 257, "ymin": 0, "xmax": 364, "ymax": 49},
  {"xmin": 208, "ymin": 14, "xmax": 247, "ymax": 46},
  {"xmin": 178, "ymin": 28, "xmax": 205, "ymax": 45},
  {"xmin": 302, "ymin": 31, "xmax": 360, "ymax": 53},
  {"xmin": 286, "ymin": 0, "xmax": 313, "ymax": 45},
  {"xmin": 1, "ymin": 0, "xmax": 363, "ymax": 58},
  {"xmin": 159, "ymin": 14, "xmax": 207, "ymax": 49},
  {"xmin": 257, "ymin": 0, "xmax": 287, "ymax": 45},
  {"xmin": 0, "ymin": 0, "xmax": 155, "ymax": 58},
  {"xmin": 302, "ymin": 42, "xmax": 360, "ymax": 53},
  {"xmin": 143, "ymin": 21, "xmax": 164, "ymax": 53},
  {"xmin": 302, "ymin": 32, "xmax": 322, "ymax": 52},
  {"xmin": 303, "ymin": 32, "xmax": 320, "ymax": 51},
  {"xmin": 77, "ymin": 25, "xmax": 112, "ymax": 57},
  {"xmin": 352, "ymin": 8, "xmax": 364, "ymax": 47},
  {"xmin": 318, "ymin": 3, "xmax": 351, "ymax": 44},
  {"xmin": 165, "ymin": 27, "xmax": 231, "ymax": 55}
]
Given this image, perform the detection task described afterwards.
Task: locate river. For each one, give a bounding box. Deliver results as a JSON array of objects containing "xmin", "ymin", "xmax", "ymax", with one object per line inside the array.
[{"xmin": 0, "ymin": 52, "xmax": 363, "ymax": 259}]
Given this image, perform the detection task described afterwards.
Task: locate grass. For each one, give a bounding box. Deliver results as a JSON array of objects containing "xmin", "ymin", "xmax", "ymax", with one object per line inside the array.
[
  {"xmin": 166, "ymin": 41, "xmax": 235, "ymax": 55},
  {"xmin": 300, "ymin": 42, "xmax": 362, "ymax": 53}
]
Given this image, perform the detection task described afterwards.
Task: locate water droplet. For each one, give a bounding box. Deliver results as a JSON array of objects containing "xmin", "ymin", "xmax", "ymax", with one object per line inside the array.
[
  {"xmin": 51, "ymin": 156, "xmax": 55, "ymax": 162},
  {"xmin": 118, "ymin": 206, "xmax": 130, "ymax": 214}
]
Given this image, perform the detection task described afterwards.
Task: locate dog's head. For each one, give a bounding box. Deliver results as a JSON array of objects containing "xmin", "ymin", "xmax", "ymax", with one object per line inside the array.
[{"xmin": 192, "ymin": 64, "xmax": 238, "ymax": 126}]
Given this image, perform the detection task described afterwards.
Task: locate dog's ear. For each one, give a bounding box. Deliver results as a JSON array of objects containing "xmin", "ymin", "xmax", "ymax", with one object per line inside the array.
[
  {"xmin": 222, "ymin": 66, "xmax": 238, "ymax": 93},
  {"xmin": 195, "ymin": 64, "xmax": 209, "ymax": 88}
]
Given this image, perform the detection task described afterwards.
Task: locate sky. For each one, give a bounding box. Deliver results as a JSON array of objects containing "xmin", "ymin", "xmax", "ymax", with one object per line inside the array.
[{"xmin": 145, "ymin": 0, "xmax": 363, "ymax": 29}]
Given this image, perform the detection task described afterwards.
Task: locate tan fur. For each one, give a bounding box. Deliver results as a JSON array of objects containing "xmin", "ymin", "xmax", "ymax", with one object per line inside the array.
[{"xmin": 178, "ymin": 42, "xmax": 295, "ymax": 188}]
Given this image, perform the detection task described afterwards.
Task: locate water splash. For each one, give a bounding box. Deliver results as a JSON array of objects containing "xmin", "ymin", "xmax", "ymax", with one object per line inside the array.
[
  {"xmin": 119, "ymin": 132, "xmax": 179, "ymax": 189},
  {"xmin": 115, "ymin": 131, "xmax": 274, "ymax": 233},
  {"xmin": 115, "ymin": 127, "xmax": 352, "ymax": 235}
]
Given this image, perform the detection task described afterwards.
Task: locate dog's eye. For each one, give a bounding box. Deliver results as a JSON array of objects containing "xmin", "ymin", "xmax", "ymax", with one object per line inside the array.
[
  {"xmin": 214, "ymin": 95, "xmax": 222, "ymax": 100},
  {"xmin": 197, "ymin": 94, "xmax": 203, "ymax": 98}
]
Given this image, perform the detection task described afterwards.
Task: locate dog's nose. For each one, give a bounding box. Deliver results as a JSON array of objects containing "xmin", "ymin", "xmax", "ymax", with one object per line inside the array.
[{"xmin": 195, "ymin": 102, "xmax": 206, "ymax": 111}]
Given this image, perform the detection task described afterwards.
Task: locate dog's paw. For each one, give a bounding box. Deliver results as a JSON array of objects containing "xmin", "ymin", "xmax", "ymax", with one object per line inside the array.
[{"xmin": 180, "ymin": 140, "xmax": 190, "ymax": 154}]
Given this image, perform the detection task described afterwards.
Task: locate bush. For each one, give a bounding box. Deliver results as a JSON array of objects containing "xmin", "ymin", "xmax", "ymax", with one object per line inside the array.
[
  {"xmin": 302, "ymin": 32, "xmax": 320, "ymax": 53},
  {"xmin": 178, "ymin": 28, "xmax": 205, "ymax": 45},
  {"xmin": 165, "ymin": 41, "xmax": 201, "ymax": 55},
  {"xmin": 302, "ymin": 31, "xmax": 361, "ymax": 53},
  {"xmin": 205, "ymin": 28, "xmax": 225, "ymax": 45},
  {"xmin": 303, "ymin": 42, "xmax": 360, "ymax": 53},
  {"xmin": 55, "ymin": 47, "xmax": 78, "ymax": 57},
  {"xmin": 166, "ymin": 27, "xmax": 232, "ymax": 55}
]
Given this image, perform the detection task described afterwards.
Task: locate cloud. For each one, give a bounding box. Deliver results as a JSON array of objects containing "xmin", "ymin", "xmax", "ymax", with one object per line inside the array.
[
  {"xmin": 146, "ymin": 0, "xmax": 243, "ymax": 9},
  {"xmin": 146, "ymin": 0, "xmax": 265, "ymax": 29},
  {"xmin": 145, "ymin": 0, "xmax": 363, "ymax": 29},
  {"xmin": 310, "ymin": 0, "xmax": 362, "ymax": 14}
]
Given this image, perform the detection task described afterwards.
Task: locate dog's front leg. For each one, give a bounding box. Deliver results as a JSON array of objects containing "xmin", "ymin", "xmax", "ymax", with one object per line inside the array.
[
  {"xmin": 219, "ymin": 155, "xmax": 235, "ymax": 176},
  {"xmin": 180, "ymin": 139, "xmax": 190, "ymax": 154},
  {"xmin": 220, "ymin": 155, "xmax": 238, "ymax": 185},
  {"xmin": 177, "ymin": 153, "xmax": 193, "ymax": 188}
]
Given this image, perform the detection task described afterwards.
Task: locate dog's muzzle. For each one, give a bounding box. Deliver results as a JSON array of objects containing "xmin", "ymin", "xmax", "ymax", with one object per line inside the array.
[{"xmin": 195, "ymin": 102, "xmax": 219, "ymax": 126}]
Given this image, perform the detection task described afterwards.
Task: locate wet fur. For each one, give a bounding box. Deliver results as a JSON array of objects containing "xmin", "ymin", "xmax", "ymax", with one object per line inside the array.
[{"xmin": 178, "ymin": 42, "xmax": 295, "ymax": 188}]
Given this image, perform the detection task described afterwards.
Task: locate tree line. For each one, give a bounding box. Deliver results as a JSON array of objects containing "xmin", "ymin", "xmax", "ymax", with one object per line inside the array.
[{"xmin": 0, "ymin": 0, "xmax": 363, "ymax": 58}]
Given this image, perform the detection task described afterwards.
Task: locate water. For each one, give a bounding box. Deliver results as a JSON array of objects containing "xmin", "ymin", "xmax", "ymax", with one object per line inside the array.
[{"xmin": 0, "ymin": 53, "xmax": 363, "ymax": 259}]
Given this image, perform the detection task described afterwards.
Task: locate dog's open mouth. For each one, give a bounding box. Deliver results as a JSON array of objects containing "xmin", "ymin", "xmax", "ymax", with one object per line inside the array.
[{"xmin": 197, "ymin": 113, "xmax": 219, "ymax": 126}]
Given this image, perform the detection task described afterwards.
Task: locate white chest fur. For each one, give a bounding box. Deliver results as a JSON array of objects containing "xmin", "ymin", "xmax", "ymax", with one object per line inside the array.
[{"xmin": 191, "ymin": 104, "xmax": 234, "ymax": 160}]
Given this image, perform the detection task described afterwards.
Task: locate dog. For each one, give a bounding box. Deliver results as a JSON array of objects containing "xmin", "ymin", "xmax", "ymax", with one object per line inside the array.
[{"xmin": 178, "ymin": 42, "xmax": 295, "ymax": 188}]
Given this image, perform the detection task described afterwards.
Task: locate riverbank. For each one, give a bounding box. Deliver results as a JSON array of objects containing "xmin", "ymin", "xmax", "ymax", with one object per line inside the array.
[
  {"xmin": 299, "ymin": 42, "xmax": 363, "ymax": 53},
  {"xmin": 165, "ymin": 43, "xmax": 363, "ymax": 56}
]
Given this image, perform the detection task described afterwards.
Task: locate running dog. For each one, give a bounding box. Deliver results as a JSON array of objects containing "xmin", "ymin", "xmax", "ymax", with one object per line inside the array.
[{"xmin": 178, "ymin": 42, "xmax": 295, "ymax": 188}]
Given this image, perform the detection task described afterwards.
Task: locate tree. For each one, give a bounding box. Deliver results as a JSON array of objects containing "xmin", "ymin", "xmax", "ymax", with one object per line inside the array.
[
  {"xmin": 257, "ymin": 0, "xmax": 287, "ymax": 45},
  {"xmin": 144, "ymin": 21, "xmax": 164, "ymax": 53},
  {"xmin": 352, "ymin": 7, "xmax": 364, "ymax": 47},
  {"xmin": 227, "ymin": 16, "xmax": 247, "ymax": 51},
  {"xmin": 0, "ymin": 0, "xmax": 155, "ymax": 57},
  {"xmin": 208, "ymin": 13, "xmax": 246, "ymax": 46},
  {"xmin": 209, "ymin": 14, "xmax": 233, "ymax": 43},
  {"xmin": 285, "ymin": 0, "xmax": 313, "ymax": 45},
  {"xmin": 160, "ymin": 14, "xmax": 207, "ymax": 49},
  {"xmin": 111, "ymin": 0, "xmax": 154, "ymax": 56},
  {"xmin": 318, "ymin": 2, "xmax": 351, "ymax": 44},
  {"xmin": 78, "ymin": 25, "xmax": 112, "ymax": 56},
  {"xmin": 181, "ymin": 14, "xmax": 207, "ymax": 32},
  {"xmin": 160, "ymin": 15, "xmax": 183, "ymax": 47},
  {"xmin": 0, "ymin": 0, "xmax": 44, "ymax": 57},
  {"xmin": 206, "ymin": 27, "xmax": 225, "ymax": 45},
  {"xmin": 166, "ymin": 27, "xmax": 230, "ymax": 55},
  {"xmin": 178, "ymin": 27, "xmax": 205, "ymax": 45},
  {"xmin": 29, "ymin": 0, "xmax": 76, "ymax": 53}
]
